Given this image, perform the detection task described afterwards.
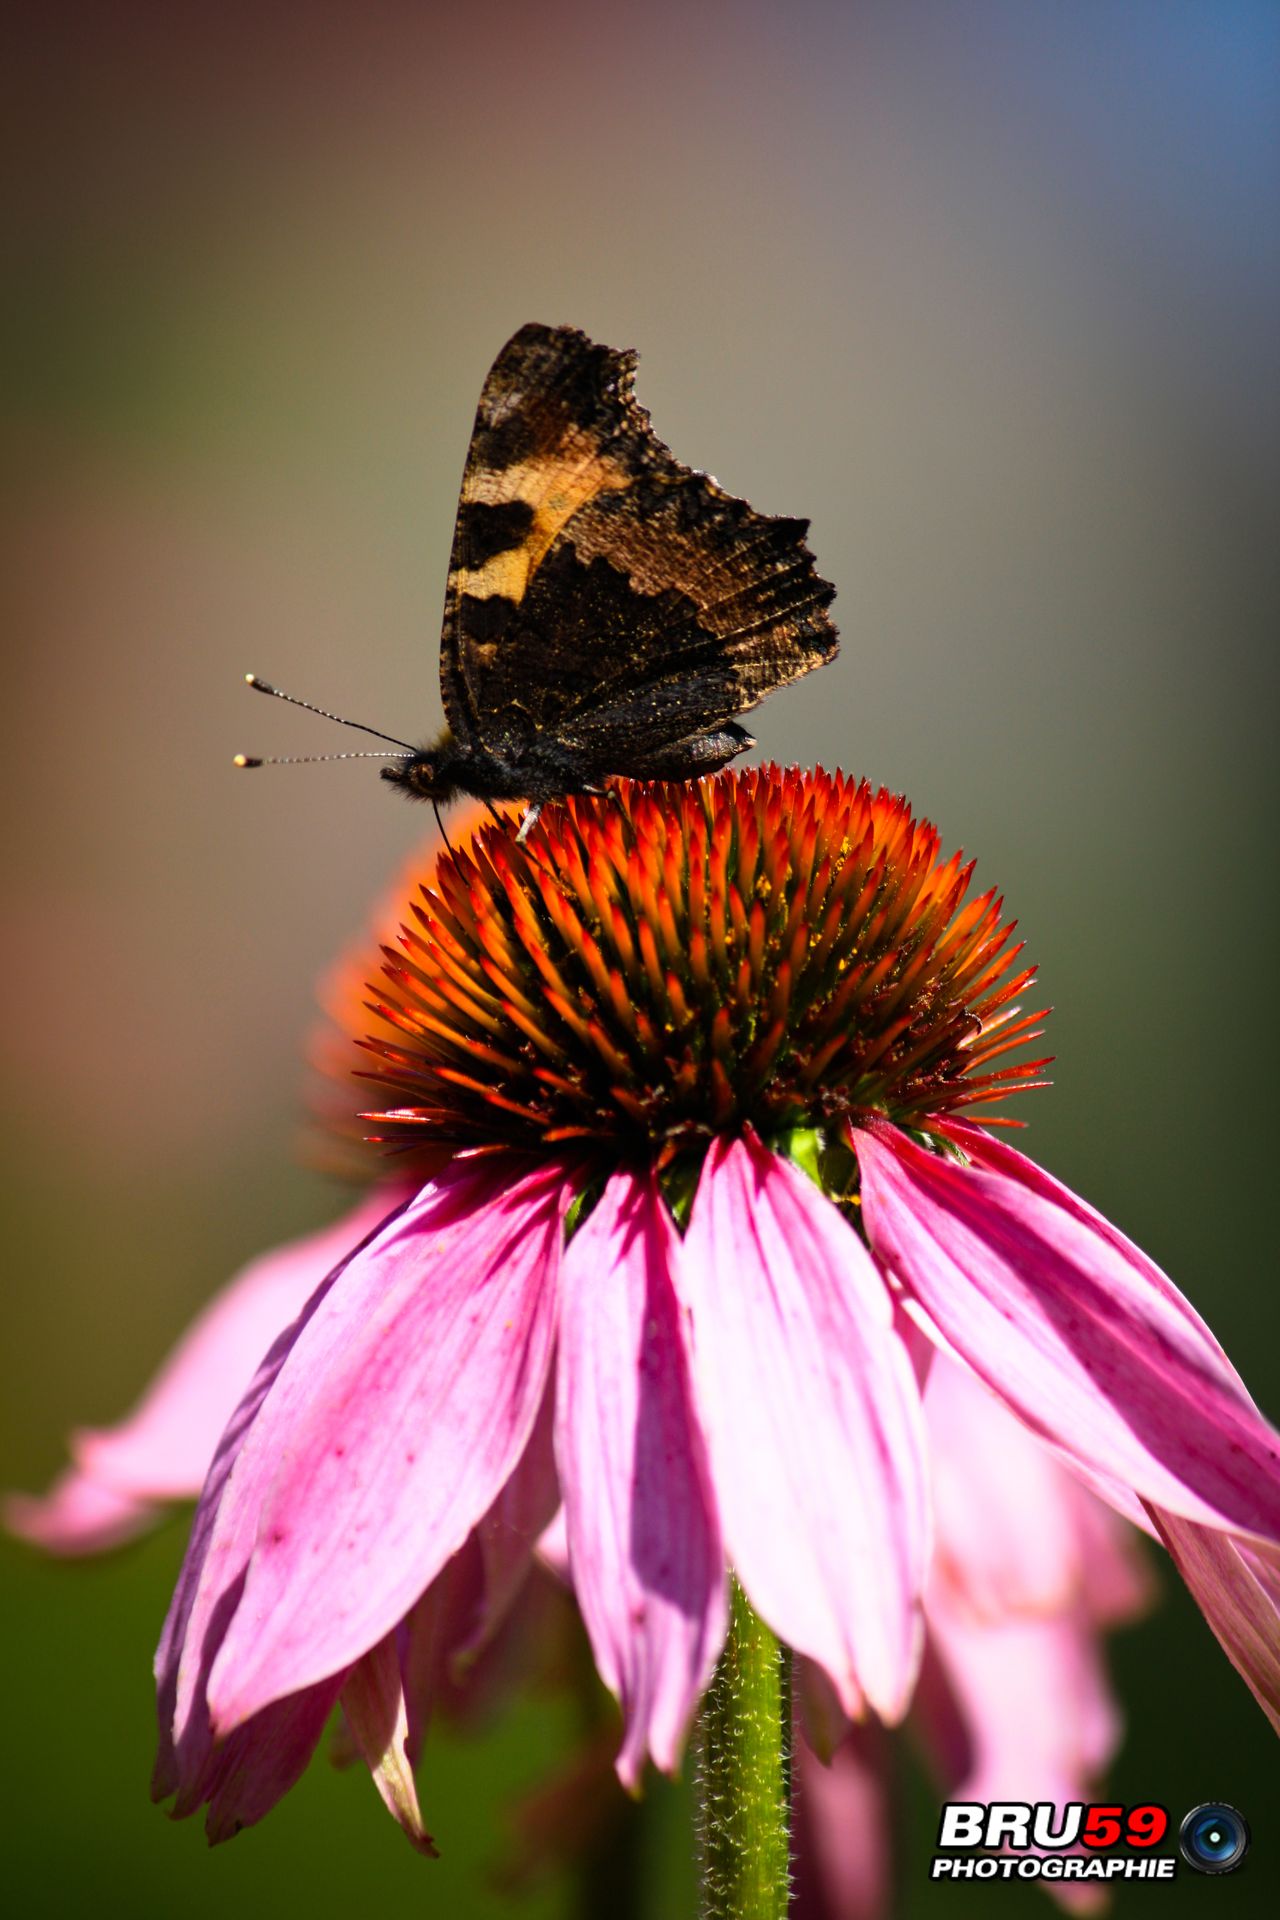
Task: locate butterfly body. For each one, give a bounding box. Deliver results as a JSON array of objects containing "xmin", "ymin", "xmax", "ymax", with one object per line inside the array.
[
  {"xmin": 383, "ymin": 728, "xmax": 596, "ymax": 806},
  {"xmin": 395, "ymin": 322, "xmax": 838, "ymax": 813},
  {"xmin": 383, "ymin": 717, "xmax": 757, "ymax": 808}
]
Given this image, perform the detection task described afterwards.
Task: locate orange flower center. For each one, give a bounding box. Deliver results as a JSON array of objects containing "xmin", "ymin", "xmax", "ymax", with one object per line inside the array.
[{"xmin": 354, "ymin": 768, "xmax": 1047, "ymax": 1167}]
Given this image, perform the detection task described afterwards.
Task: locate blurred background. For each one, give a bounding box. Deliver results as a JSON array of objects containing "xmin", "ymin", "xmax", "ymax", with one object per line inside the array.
[{"xmin": 2, "ymin": 0, "xmax": 1277, "ymax": 1912}]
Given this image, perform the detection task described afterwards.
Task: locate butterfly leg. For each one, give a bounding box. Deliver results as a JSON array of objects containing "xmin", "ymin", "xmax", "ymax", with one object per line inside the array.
[{"xmin": 515, "ymin": 802, "xmax": 544, "ymax": 845}]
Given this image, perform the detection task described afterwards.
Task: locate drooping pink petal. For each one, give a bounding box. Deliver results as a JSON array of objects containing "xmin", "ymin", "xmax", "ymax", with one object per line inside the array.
[
  {"xmin": 924, "ymin": 1604, "xmax": 1122, "ymax": 1827},
  {"xmin": 925, "ymin": 1357, "xmax": 1152, "ymax": 1627},
  {"xmin": 793, "ymin": 1720, "xmax": 894, "ymax": 1920},
  {"xmin": 340, "ymin": 1630, "xmax": 437, "ymax": 1854},
  {"xmin": 155, "ymin": 1160, "xmax": 551, "ymax": 1808},
  {"xmin": 928, "ymin": 1359, "xmax": 1084, "ymax": 1619},
  {"xmin": 679, "ymin": 1134, "xmax": 929, "ymax": 1723},
  {"xmin": 202, "ymin": 1157, "xmax": 569, "ymax": 1735},
  {"xmin": 1070, "ymin": 1478, "xmax": 1156, "ymax": 1627},
  {"xmin": 467, "ymin": 1379, "xmax": 559, "ymax": 1662},
  {"xmin": 1150, "ymin": 1512, "xmax": 1280, "ymax": 1735},
  {"xmin": 198, "ymin": 1677, "xmax": 349, "ymax": 1842},
  {"xmin": 944, "ymin": 1130, "xmax": 1280, "ymax": 1647},
  {"xmin": 855, "ymin": 1125, "xmax": 1280, "ymax": 1541},
  {"xmin": 536, "ymin": 1507, "xmax": 570, "ymax": 1584},
  {"xmin": 556, "ymin": 1171, "xmax": 726, "ymax": 1787},
  {"xmin": 941, "ymin": 1121, "xmax": 1236, "ymax": 1362},
  {"xmin": 916, "ymin": 1609, "xmax": 1116, "ymax": 1917},
  {"xmin": 382, "ymin": 1402, "xmax": 560, "ymax": 1767},
  {"xmin": 157, "ymin": 1226, "xmax": 356, "ymax": 1809},
  {"xmin": 5, "ymin": 1468, "xmax": 157, "ymax": 1555},
  {"xmin": 919, "ymin": 1357, "xmax": 1150, "ymax": 1909},
  {"xmin": 397, "ymin": 1538, "xmax": 486, "ymax": 1768},
  {"xmin": 8, "ymin": 1190, "xmax": 409, "ymax": 1556}
]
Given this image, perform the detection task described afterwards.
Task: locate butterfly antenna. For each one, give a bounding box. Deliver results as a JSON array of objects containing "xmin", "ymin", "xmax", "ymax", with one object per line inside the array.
[
  {"xmin": 234, "ymin": 750, "xmax": 414, "ymax": 769},
  {"xmin": 242, "ymin": 673, "xmax": 417, "ymax": 752}
]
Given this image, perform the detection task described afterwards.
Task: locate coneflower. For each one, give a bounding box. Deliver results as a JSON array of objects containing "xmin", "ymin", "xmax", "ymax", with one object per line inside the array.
[
  {"xmin": 159, "ymin": 768, "xmax": 1280, "ymax": 1853},
  {"xmin": 13, "ymin": 768, "xmax": 1280, "ymax": 1893}
]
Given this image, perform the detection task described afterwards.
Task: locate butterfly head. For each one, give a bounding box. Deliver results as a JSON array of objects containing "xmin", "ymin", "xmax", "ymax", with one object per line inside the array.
[{"xmin": 380, "ymin": 735, "xmax": 462, "ymax": 804}]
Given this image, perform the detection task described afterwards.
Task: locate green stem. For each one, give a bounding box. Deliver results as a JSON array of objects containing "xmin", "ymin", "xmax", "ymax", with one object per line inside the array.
[{"xmin": 695, "ymin": 1578, "xmax": 793, "ymax": 1919}]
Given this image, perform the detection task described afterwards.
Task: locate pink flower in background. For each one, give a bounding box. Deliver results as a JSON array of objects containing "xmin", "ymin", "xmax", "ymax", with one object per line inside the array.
[
  {"xmin": 6, "ymin": 1194, "xmax": 401, "ymax": 1556},
  {"xmin": 14, "ymin": 767, "xmax": 1280, "ymax": 1856}
]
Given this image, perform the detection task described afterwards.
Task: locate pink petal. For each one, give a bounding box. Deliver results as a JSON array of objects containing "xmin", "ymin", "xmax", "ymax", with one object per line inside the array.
[
  {"xmin": 340, "ymin": 1631, "xmax": 437, "ymax": 1854},
  {"xmin": 395, "ymin": 1404, "xmax": 560, "ymax": 1768},
  {"xmin": 397, "ymin": 1539, "xmax": 485, "ymax": 1767},
  {"xmin": 941, "ymin": 1121, "xmax": 1237, "ymax": 1362},
  {"xmin": 393, "ymin": 1398, "xmax": 560, "ymax": 1762},
  {"xmin": 536, "ymin": 1507, "xmax": 570, "ymax": 1584},
  {"xmin": 926, "ymin": 1602, "xmax": 1121, "ymax": 1816},
  {"xmin": 157, "ymin": 1239, "xmax": 346, "ymax": 1809},
  {"xmin": 5, "ymin": 1468, "xmax": 157, "ymax": 1555},
  {"xmin": 925, "ymin": 1357, "xmax": 1151, "ymax": 1627},
  {"xmin": 918, "ymin": 1607, "xmax": 1118, "ymax": 1917},
  {"xmin": 556, "ymin": 1172, "xmax": 726, "ymax": 1787},
  {"xmin": 1069, "ymin": 1478, "xmax": 1156, "ymax": 1627},
  {"xmin": 1151, "ymin": 1511, "xmax": 1280, "ymax": 1735},
  {"xmin": 467, "ymin": 1379, "xmax": 559, "ymax": 1662},
  {"xmin": 793, "ymin": 1721, "xmax": 894, "ymax": 1920},
  {"xmin": 203, "ymin": 1157, "xmax": 568, "ymax": 1733},
  {"xmin": 856, "ymin": 1125, "xmax": 1280, "ymax": 1540},
  {"xmin": 199, "ymin": 1678, "xmax": 348, "ymax": 1843},
  {"xmin": 679, "ymin": 1134, "xmax": 929, "ymax": 1723}
]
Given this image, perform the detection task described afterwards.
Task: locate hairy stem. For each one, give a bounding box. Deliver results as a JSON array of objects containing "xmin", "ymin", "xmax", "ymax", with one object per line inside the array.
[{"xmin": 695, "ymin": 1577, "xmax": 793, "ymax": 1918}]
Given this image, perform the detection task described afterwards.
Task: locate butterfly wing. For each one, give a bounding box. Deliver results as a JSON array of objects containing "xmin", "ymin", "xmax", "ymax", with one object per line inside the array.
[{"xmin": 439, "ymin": 323, "xmax": 837, "ymax": 774}]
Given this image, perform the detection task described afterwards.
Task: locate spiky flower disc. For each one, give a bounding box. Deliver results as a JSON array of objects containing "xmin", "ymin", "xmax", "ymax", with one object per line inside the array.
[{"xmin": 356, "ymin": 767, "xmax": 1048, "ymax": 1165}]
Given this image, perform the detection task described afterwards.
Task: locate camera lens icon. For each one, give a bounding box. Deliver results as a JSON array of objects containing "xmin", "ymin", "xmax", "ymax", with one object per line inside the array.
[{"xmin": 1178, "ymin": 1803, "xmax": 1250, "ymax": 1874}]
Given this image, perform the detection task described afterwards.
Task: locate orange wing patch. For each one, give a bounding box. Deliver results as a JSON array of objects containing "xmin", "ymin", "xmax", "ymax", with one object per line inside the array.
[{"xmin": 453, "ymin": 441, "xmax": 632, "ymax": 607}]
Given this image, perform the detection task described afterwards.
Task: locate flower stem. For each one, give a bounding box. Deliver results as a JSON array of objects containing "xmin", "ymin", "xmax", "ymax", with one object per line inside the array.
[{"xmin": 695, "ymin": 1577, "xmax": 793, "ymax": 1918}]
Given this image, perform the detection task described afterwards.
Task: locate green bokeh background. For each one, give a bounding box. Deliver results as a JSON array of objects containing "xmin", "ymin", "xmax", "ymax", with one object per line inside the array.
[{"xmin": 2, "ymin": 2, "xmax": 1276, "ymax": 1912}]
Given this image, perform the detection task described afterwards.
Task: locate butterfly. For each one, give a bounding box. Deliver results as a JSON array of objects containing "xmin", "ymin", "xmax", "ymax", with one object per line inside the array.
[{"xmin": 242, "ymin": 324, "xmax": 838, "ymax": 838}]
